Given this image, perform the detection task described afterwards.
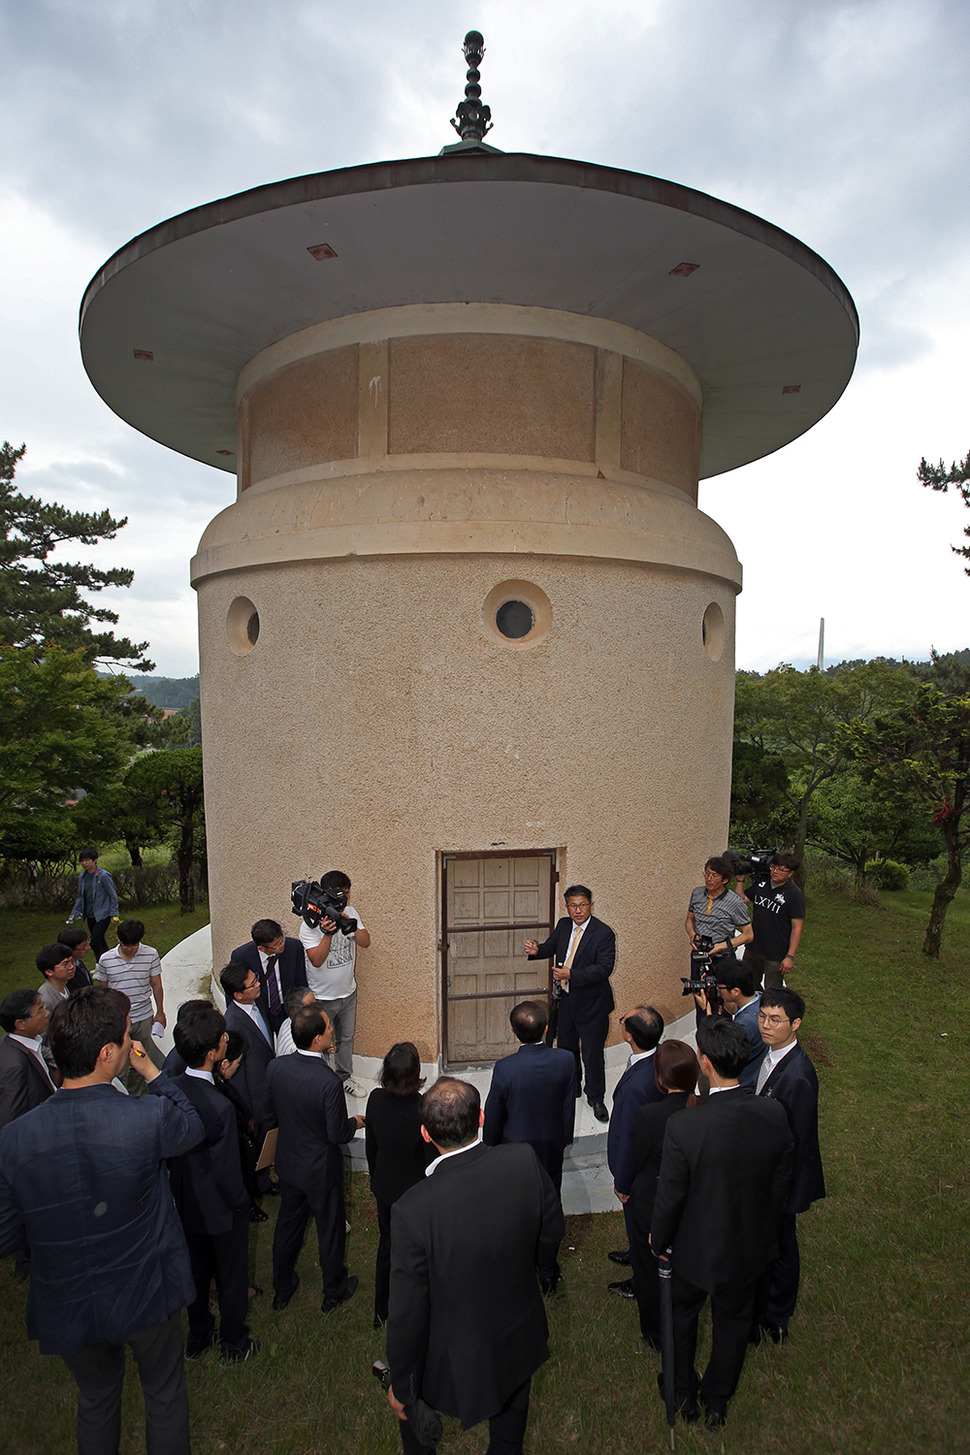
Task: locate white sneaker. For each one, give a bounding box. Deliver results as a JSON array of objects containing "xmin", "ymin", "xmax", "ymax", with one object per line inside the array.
[{"xmin": 342, "ymin": 1078, "xmax": 364, "ymax": 1099}]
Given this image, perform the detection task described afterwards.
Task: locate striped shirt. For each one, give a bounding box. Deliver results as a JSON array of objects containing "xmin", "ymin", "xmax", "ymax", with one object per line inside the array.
[{"xmin": 93, "ymin": 944, "xmax": 161, "ymax": 1022}]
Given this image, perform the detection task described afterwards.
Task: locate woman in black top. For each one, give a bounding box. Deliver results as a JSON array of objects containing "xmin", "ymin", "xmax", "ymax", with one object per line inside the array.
[
  {"xmin": 365, "ymin": 1041, "xmax": 434, "ymax": 1326},
  {"xmin": 628, "ymin": 1039, "xmax": 701, "ymax": 1347}
]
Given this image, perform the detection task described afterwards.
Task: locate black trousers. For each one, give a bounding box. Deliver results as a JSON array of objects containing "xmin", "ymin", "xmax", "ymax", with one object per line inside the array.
[
  {"xmin": 669, "ymin": 1272, "xmax": 757, "ymax": 1418},
  {"xmin": 757, "ymin": 1212, "xmax": 800, "ymax": 1329},
  {"xmin": 375, "ymin": 1197, "xmax": 393, "ymax": 1323},
  {"xmin": 556, "ymin": 995, "xmax": 610, "ymax": 1102},
  {"xmin": 86, "ymin": 916, "xmax": 112, "ymax": 961},
  {"xmin": 185, "ymin": 1209, "xmax": 250, "ymax": 1356},
  {"xmin": 272, "ymin": 1178, "xmax": 348, "ymax": 1303},
  {"xmin": 629, "ymin": 1194, "xmax": 661, "ymax": 1344},
  {"xmin": 399, "ymin": 1377, "xmax": 532, "ymax": 1455},
  {"xmin": 61, "ymin": 1309, "xmax": 190, "ymax": 1455}
]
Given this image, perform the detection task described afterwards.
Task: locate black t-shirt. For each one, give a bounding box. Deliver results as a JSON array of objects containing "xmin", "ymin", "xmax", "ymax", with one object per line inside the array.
[{"xmin": 749, "ymin": 876, "xmax": 806, "ymax": 961}]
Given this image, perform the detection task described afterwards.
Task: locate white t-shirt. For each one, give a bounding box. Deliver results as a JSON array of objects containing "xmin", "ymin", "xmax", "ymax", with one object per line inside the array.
[{"xmin": 299, "ymin": 906, "xmax": 365, "ymax": 1001}]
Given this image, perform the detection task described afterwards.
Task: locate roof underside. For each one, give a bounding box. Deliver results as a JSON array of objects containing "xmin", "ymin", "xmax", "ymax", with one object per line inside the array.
[{"xmin": 79, "ymin": 152, "xmax": 859, "ymax": 480}]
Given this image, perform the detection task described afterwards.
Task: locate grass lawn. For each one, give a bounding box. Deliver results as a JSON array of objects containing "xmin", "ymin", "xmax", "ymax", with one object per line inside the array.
[
  {"xmin": 1, "ymin": 882, "xmax": 968, "ymax": 1453},
  {"xmin": 0, "ymin": 903, "xmax": 209, "ymax": 1004}
]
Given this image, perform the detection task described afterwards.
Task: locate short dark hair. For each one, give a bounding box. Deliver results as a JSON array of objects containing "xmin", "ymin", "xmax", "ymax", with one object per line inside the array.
[
  {"xmin": 219, "ymin": 961, "xmax": 252, "ymax": 1000},
  {"xmin": 510, "ymin": 1001, "xmax": 548, "ymax": 1044},
  {"xmin": 380, "ymin": 1041, "xmax": 424, "ymax": 1096},
  {"xmin": 563, "ymin": 884, "xmax": 592, "ymax": 903},
  {"xmin": 116, "ymin": 919, "xmax": 145, "ymax": 947},
  {"xmin": 654, "ymin": 1039, "xmax": 700, "ymax": 1096},
  {"xmin": 174, "ymin": 1008, "xmax": 227, "ymax": 1068},
  {"xmin": 320, "ymin": 869, "xmax": 351, "ymax": 894},
  {"xmin": 421, "ymin": 1077, "xmax": 480, "ymax": 1149},
  {"xmin": 760, "ymin": 987, "xmax": 805, "ymax": 1024},
  {"xmin": 48, "ymin": 985, "xmax": 130, "ymax": 1079},
  {"xmin": 251, "ymin": 919, "xmax": 283, "ymax": 946},
  {"xmin": 771, "ymin": 853, "xmax": 799, "ymax": 871},
  {"xmin": 36, "ymin": 944, "xmax": 74, "ymax": 977},
  {"xmin": 222, "ymin": 1031, "xmax": 245, "ymax": 1064},
  {"xmin": 705, "ymin": 856, "xmax": 734, "ymax": 880},
  {"xmin": 0, "ymin": 989, "xmax": 42, "ymax": 1033},
  {"xmin": 283, "ymin": 987, "xmax": 314, "ymax": 1018},
  {"xmin": 696, "ymin": 1018, "xmax": 751, "ymax": 1079},
  {"xmin": 175, "ymin": 998, "xmax": 213, "ymax": 1024},
  {"xmin": 715, "ymin": 963, "xmax": 756, "ymax": 997},
  {"xmin": 292, "ymin": 1006, "xmax": 329, "ymax": 1050},
  {"xmin": 79, "ymin": 847, "xmax": 99, "ymax": 862},
  {"xmin": 57, "ymin": 925, "xmax": 90, "ymax": 952},
  {"xmin": 623, "ymin": 1005, "xmax": 664, "ymax": 1052}
]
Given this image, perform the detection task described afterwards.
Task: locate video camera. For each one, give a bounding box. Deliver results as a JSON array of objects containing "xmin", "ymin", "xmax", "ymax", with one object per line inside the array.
[
  {"xmin": 682, "ymin": 935, "xmax": 726, "ymax": 1016},
  {"xmin": 724, "ymin": 846, "xmax": 777, "ymax": 879},
  {"xmin": 290, "ymin": 879, "xmax": 358, "ymax": 937}
]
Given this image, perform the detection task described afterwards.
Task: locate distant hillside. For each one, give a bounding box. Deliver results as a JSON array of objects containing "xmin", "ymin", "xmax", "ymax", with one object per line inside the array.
[{"xmin": 129, "ymin": 675, "xmax": 200, "ymax": 711}]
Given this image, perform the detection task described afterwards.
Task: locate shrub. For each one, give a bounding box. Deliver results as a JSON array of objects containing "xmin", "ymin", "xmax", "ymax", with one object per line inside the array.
[{"xmin": 864, "ymin": 858, "xmax": 910, "ymax": 891}]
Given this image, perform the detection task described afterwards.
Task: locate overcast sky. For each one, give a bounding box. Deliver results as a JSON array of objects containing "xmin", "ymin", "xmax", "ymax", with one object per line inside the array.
[{"xmin": 2, "ymin": 0, "xmax": 968, "ymax": 677}]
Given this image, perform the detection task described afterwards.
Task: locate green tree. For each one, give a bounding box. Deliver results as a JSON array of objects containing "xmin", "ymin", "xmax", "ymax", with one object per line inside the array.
[
  {"xmin": 0, "ymin": 441, "xmax": 151, "ymax": 670},
  {"xmin": 733, "ymin": 661, "xmax": 917, "ymax": 865},
  {"xmin": 0, "ymin": 645, "xmax": 139, "ymax": 840},
  {"xmin": 918, "ymin": 450, "xmax": 970, "ymax": 571},
  {"xmin": 125, "ymin": 748, "xmax": 204, "ymax": 913},
  {"xmin": 729, "ymin": 740, "xmax": 793, "ymax": 848},
  {"xmin": 804, "ymin": 767, "xmax": 939, "ymax": 880},
  {"xmin": 843, "ymin": 685, "xmax": 970, "ymax": 956}
]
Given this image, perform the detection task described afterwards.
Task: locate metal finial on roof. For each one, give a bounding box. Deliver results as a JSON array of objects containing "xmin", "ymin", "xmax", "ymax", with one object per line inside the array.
[{"xmin": 450, "ymin": 30, "xmax": 492, "ymax": 144}]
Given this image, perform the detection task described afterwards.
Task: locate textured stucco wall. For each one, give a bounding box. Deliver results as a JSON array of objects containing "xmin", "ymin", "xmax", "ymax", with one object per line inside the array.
[{"xmin": 193, "ymin": 306, "xmax": 740, "ymax": 1065}]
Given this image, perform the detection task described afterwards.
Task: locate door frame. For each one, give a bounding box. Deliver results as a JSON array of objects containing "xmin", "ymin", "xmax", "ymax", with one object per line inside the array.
[{"xmin": 440, "ymin": 848, "xmax": 559, "ymax": 1069}]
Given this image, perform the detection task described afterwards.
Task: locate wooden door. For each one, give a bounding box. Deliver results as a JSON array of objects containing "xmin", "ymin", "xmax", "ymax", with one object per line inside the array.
[{"xmin": 442, "ymin": 851, "xmax": 556, "ymax": 1065}]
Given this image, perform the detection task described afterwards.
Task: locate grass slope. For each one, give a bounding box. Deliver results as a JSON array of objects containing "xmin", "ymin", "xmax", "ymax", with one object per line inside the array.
[{"xmin": 1, "ymin": 883, "xmax": 967, "ymax": 1453}]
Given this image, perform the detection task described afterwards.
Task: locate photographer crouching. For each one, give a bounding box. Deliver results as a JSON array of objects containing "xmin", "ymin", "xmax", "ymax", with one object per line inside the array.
[{"xmin": 684, "ymin": 857, "xmax": 753, "ymax": 1023}]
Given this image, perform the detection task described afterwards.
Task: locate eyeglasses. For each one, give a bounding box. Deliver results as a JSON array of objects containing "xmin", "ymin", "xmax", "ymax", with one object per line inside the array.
[{"xmin": 757, "ymin": 1012, "xmax": 789, "ymax": 1028}]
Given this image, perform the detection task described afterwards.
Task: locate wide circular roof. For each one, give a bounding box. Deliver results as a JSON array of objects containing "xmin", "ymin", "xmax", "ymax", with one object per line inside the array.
[{"xmin": 79, "ymin": 151, "xmax": 858, "ymax": 479}]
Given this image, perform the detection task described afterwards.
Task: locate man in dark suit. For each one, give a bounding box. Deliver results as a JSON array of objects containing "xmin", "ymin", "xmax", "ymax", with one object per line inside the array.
[
  {"xmin": 606, "ymin": 1005, "xmax": 664, "ymax": 1297},
  {"xmin": 169, "ymin": 1006, "xmax": 258, "ymax": 1364},
  {"xmin": 231, "ymin": 919, "xmax": 307, "ymax": 1034},
  {"xmin": 387, "ymin": 1077, "xmax": 564, "ymax": 1454},
  {"xmin": 0, "ymin": 989, "xmax": 56, "ymax": 1130},
  {"xmin": 651, "ymin": 1019, "xmax": 793, "ymax": 1430},
  {"xmin": 714, "ymin": 962, "xmax": 766, "ymax": 1091},
  {"xmin": 264, "ymin": 1005, "xmax": 364, "ymax": 1312},
  {"xmin": 0, "ymin": 986, "xmax": 203, "ymax": 1455},
  {"xmin": 220, "ymin": 961, "xmax": 275, "ymax": 1141},
  {"xmin": 483, "ymin": 999, "xmax": 575, "ymax": 1293},
  {"xmin": 755, "ymin": 986, "xmax": 826, "ymax": 1343},
  {"xmin": 525, "ymin": 883, "xmax": 616, "ymax": 1122}
]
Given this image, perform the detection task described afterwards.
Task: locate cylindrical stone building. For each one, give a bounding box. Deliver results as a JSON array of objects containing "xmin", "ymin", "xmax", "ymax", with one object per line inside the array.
[{"xmin": 80, "ymin": 139, "xmax": 857, "ymax": 1071}]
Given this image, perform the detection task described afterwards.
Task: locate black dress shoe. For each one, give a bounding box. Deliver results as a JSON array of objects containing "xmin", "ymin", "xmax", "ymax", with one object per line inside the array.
[
  {"xmin": 608, "ymin": 1278, "xmax": 635, "ymax": 1298},
  {"xmin": 272, "ymin": 1275, "xmax": 299, "ymax": 1310},
  {"xmin": 249, "ymin": 1204, "xmax": 268, "ymax": 1223},
  {"xmin": 539, "ymin": 1275, "xmax": 559, "ymax": 1296},
  {"xmin": 590, "ymin": 1099, "xmax": 609, "ymax": 1122},
  {"xmin": 608, "ymin": 1248, "xmax": 631, "ymax": 1265},
  {"xmin": 322, "ymin": 1274, "xmax": 359, "ymax": 1313},
  {"xmin": 764, "ymin": 1322, "xmax": 789, "ymax": 1345},
  {"xmin": 221, "ymin": 1337, "xmax": 261, "ymax": 1365}
]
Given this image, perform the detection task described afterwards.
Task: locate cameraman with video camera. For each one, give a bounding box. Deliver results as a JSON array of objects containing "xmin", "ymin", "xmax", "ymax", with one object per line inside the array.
[
  {"xmin": 296, "ymin": 871, "xmax": 370, "ymax": 1100},
  {"xmin": 733, "ymin": 852, "xmax": 804, "ymax": 990},
  {"xmin": 685, "ymin": 858, "xmax": 753, "ymax": 1020}
]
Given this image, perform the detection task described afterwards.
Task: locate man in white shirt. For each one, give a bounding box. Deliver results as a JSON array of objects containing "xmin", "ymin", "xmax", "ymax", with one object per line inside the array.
[
  {"xmin": 298, "ymin": 870, "xmax": 370, "ymax": 1098},
  {"xmin": 276, "ymin": 988, "xmax": 317, "ymax": 1057}
]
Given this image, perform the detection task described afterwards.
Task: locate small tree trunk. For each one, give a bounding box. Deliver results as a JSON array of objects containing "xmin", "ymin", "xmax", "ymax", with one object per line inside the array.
[
  {"xmin": 922, "ymin": 822, "xmax": 962, "ymax": 957},
  {"xmin": 126, "ymin": 837, "xmax": 143, "ymax": 868},
  {"xmin": 177, "ymin": 817, "xmax": 195, "ymax": 914}
]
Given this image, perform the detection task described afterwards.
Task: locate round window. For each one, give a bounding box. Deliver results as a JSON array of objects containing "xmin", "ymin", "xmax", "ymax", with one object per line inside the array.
[
  {"xmin": 702, "ymin": 601, "xmax": 725, "ymax": 662},
  {"xmin": 495, "ymin": 599, "xmax": 535, "ymax": 640},
  {"xmin": 227, "ymin": 596, "xmax": 261, "ymax": 655},
  {"xmin": 482, "ymin": 581, "xmax": 552, "ymax": 649}
]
